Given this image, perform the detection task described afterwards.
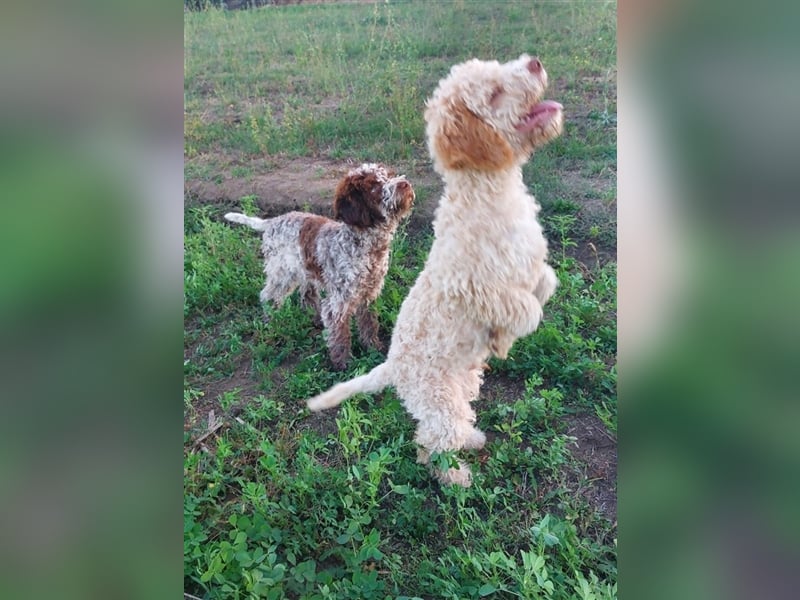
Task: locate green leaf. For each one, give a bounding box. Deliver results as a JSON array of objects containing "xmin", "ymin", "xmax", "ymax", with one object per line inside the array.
[
  {"xmin": 233, "ymin": 531, "xmax": 247, "ymax": 547},
  {"xmin": 478, "ymin": 583, "xmax": 497, "ymax": 596},
  {"xmin": 336, "ymin": 533, "xmax": 351, "ymax": 544},
  {"xmin": 368, "ymin": 547, "xmax": 384, "ymax": 561},
  {"xmin": 236, "ymin": 550, "xmax": 253, "ymax": 567},
  {"xmin": 199, "ymin": 569, "xmax": 214, "ymax": 583},
  {"xmin": 543, "ymin": 532, "xmax": 560, "ymax": 547}
]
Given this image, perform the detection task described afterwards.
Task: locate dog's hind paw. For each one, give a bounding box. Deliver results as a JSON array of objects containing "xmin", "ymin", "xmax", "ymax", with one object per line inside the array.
[{"xmin": 439, "ymin": 463, "xmax": 473, "ymax": 488}]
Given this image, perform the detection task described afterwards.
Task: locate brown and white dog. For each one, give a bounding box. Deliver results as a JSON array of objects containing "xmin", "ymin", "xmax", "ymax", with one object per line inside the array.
[{"xmin": 225, "ymin": 163, "xmax": 414, "ymax": 369}]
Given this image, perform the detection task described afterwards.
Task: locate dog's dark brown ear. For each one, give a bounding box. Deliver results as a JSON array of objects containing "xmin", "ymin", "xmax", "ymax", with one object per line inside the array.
[
  {"xmin": 428, "ymin": 100, "xmax": 515, "ymax": 171},
  {"xmin": 333, "ymin": 172, "xmax": 386, "ymax": 229}
]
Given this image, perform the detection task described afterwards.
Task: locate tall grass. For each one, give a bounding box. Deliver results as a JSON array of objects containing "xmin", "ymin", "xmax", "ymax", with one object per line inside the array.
[{"xmin": 185, "ymin": 1, "xmax": 616, "ymax": 162}]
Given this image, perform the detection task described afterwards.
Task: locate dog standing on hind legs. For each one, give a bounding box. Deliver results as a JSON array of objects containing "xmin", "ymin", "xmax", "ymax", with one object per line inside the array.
[
  {"xmin": 306, "ymin": 54, "xmax": 564, "ymax": 487},
  {"xmin": 225, "ymin": 163, "xmax": 414, "ymax": 370}
]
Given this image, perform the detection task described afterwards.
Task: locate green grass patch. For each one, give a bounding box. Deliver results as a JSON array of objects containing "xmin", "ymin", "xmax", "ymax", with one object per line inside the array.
[
  {"xmin": 184, "ymin": 1, "xmax": 616, "ymax": 164},
  {"xmin": 184, "ymin": 197, "xmax": 617, "ymax": 598}
]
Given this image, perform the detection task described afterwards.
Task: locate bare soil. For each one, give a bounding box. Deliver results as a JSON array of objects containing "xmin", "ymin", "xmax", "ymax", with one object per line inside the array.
[
  {"xmin": 185, "ymin": 154, "xmax": 444, "ymax": 235},
  {"xmin": 478, "ymin": 375, "xmax": 617, "ymax": 523},
  {"xmin": 561, "ymin": 168, "xmax": 617, "ymax": 265},
  {"xmin": 563, "ymin": 412, "xmax": 617, "ymax": 522},
  {"xmin": 184, "ymin": 319, "xmax": 260, "ymax": 441},
  {"xmin": 185, "ymin": 156, "xmax": 354, "ymax": 217},
  {"xmin": 184, "ymin": 153, "xmax": 615, "ymax": 264}
]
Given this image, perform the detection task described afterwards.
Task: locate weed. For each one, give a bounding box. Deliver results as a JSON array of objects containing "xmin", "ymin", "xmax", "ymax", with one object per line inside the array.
[
  {"xmin": 547, "ymin": 213, "xmax": 580, "ymax": 263},
  {"xmin": 184, "ymin": 205, "xmax": 262, "ymax": 315}
]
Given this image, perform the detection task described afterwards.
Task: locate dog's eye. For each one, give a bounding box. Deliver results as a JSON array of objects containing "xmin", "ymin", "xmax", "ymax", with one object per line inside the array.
[{"xmin": 489, "ymin": 86, "xmax": 504, "ymax": 107}]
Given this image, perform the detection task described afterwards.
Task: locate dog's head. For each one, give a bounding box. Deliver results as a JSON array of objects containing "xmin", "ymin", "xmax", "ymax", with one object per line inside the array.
[
  {"xmin": 332, "ymin": 163, "xmax": 415, "ymax": 229},
  {"xmin": 424, "ymin": 54, "xmax": 563, "ymax": 173}
]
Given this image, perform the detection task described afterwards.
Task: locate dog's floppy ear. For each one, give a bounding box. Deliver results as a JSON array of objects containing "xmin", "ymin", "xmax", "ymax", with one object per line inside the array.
[
  {"xmin": 333, "ymin": 172, "xmax": 386, "ymax": 229},
  {"xmin": 428, "ymin": 100, "xmax": 515, "ymax": 171}
]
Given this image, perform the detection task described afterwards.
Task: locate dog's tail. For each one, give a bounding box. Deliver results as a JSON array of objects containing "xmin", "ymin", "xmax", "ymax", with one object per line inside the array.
[
  {"xmin": 307, "ymin": 363, "xmax": 391, "ymax": 412},
  {"xmin": 224, "ymin": 212, "xmax": 268, "ymax": 231}
]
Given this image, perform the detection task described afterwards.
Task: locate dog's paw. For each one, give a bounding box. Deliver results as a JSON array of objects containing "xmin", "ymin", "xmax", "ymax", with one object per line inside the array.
[
  {"xmin": 463, "ymin": 428, "xmax": 487, "ymax": 450},
  {"xmin": 330, "ymin": 358, "xmax": 349, "ymax": 371},
  {"xmin": 438, "ymin": 463, "xmax": 473, "ymax": 488},
  {"xmin": 533, "ymin": 264, "xmax": 558, "ymax": 306},
  {"xmin": 328, "ymin": 343, "xmax": 351, "ymax": 371},
  {"xmin": 360, "ymin": 334, "xmax": 384, "ymax": 352},
  {"xmin": 488, "ymin": 341, "xmax": 509, "ymax": 359},
  {"xmin": 488, "ymin": 327, "xmax": 515, "ymax": 359}
]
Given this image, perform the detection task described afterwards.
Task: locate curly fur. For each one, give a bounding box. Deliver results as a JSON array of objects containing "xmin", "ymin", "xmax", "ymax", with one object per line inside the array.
[
  {"xmin": 307, "ymin": 55, "xmax": 564, "ymax": 486},
  {"xmin": 225, "ymin": 163, "xmax": 414, "ymax": 369}
]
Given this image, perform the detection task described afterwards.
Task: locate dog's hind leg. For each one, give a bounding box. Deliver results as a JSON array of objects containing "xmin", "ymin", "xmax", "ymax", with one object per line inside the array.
[
  {"xmin": 259, "ymin": 254, "xmax": 302, "ymax": 304},
  {"xmin": 301, "ymin": 283, "xmax": 323, "ymax": 328},
  {"xmin": 355, "ymin": 302, "xmax": 383, "ymax": 351},
  {"xmin": 407, "ymin": 379, "xmax": 483, "ymax": 487},
  {"xmin": 322, "ymin": 297, "xmax": 356, "ymax": 370},
  {"xmin": 259, "ymin": 278, "xmax": 299, "ymax": 307},
  {"xmin": 415, "ymin": 440, "xmax": 475, "ymax": 488}
]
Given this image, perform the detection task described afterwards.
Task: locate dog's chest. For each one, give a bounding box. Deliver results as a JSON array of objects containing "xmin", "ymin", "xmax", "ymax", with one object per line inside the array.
[{"xmin": 500, "ymin": 218, "xmax": 548, "ymax": 262}]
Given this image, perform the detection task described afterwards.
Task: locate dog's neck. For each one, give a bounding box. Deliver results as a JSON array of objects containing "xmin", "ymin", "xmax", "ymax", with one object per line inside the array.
[
  {"xmin": 439, "ymin": 165, "xmax": 528, "ymax": 207},
  {"xmin": 344, "ymin": 219, "xmax": 400, "ymax": 244}
]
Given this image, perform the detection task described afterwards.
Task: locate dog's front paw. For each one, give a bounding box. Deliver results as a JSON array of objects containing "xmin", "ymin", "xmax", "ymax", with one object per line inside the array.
[
  {"xmin": 329, "ymin": 348, "xmax": 351, "ymax": 371},
  {"xmin": 533, "ymin": 264, "xmax": 558, "ymax": 306},
  {"xmin": 330, "ymin": 358, "xmax": 349, "ymax": 371},
  {"xmin": 488, "ymin": 327, "xmax": 515, "ymax": 359},
  {"xmin": 362, "ymin": 334, "xmax": 384, "ymax": 352}
]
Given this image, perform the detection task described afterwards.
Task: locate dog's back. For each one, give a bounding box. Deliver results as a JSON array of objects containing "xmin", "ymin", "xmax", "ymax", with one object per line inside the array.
[
  {"xmin": 227, "ymin": 211, "xmax": 322, "ymax": 304},
  {"xmin": 226, "ymin": 210, "xmax": 319, "ymax": 261}
]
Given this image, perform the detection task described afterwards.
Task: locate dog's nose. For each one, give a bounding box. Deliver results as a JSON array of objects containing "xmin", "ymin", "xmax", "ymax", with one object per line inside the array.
[{"xmin": 527, "ymin": 57, "xmax": 542, "ymax": 74}]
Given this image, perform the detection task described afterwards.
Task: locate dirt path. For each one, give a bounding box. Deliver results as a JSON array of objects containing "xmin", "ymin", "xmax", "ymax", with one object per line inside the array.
[
  {"xmin": 185, "ymin": 154, "xmax": 444, "ymax": 235},
  {"xmin": 185, "ymin": 153, "xmax": 616, "ymax": 262}
]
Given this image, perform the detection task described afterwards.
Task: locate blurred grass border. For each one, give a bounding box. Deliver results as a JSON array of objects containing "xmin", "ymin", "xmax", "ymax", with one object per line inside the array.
[
  {"xmin": 0, "ymin": 2, "xmax": 185, "ymax": 599},
  {"xmin": 1, "ymin": 0, "xmax": 799, "ymax": 599},
  {"xmin": 619, "ymin": 1, "xmax": 800, "ymax": 599}
]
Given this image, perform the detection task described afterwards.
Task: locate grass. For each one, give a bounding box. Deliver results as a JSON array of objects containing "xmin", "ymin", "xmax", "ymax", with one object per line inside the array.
[
  {"xmin": 185, "ymin": 2, "xmax": 617, "ymax": 598},
  {"xmin": 184, "ymin": 1, "xmax": 616, "ymax": 168}
]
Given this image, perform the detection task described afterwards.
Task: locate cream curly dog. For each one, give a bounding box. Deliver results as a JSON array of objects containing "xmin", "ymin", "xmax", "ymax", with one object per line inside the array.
[
  {"xmin": 307, "ymin": 55, "xmax": 563, "ymax": 486},
  {"xmin": 225, "ymin": 163, "xmax": 414, "ymax": 369}
]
